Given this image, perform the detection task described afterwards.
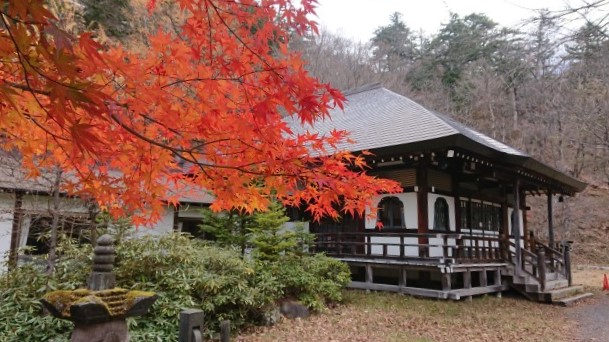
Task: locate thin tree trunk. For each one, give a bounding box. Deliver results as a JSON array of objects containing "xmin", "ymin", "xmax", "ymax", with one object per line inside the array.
[
  {"xmin": 46, "ymin": 168, "xmax": 62, "ymax": 276},
  {"xmin": 511, "ymin": 86, "xmax": 519, "ymax": 132}
]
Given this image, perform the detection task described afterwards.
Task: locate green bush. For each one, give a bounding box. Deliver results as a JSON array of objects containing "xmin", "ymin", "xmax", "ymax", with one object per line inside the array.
[
  {"xmin": 0, "ymin": 240, "xmax": 91, "ymax": 341},
  {"xmin": 256, "ymin": 254, "xmax": 351, "ymax": 311},
  {"xmin": 0, "ymin": 234, "xmax": 349, "ymax": 341}
]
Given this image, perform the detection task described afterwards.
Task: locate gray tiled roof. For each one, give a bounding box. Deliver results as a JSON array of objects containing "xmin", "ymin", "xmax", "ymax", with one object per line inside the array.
[
  {"xmin": 288, "ymin": 84, "xmax": 585, "ymax": 192},
  {"xmin": 291, "ymin": 84, "xmax": 526, "ymax": 156}
]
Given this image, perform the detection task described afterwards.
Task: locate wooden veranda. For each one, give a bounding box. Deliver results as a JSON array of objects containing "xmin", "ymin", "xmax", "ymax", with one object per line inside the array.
[{"xmin": 312, "ymin": 230, "xmax": 573, "ymax": 301}]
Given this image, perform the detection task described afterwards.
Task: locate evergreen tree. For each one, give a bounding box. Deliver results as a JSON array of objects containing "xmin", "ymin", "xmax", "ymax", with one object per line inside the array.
[
  {"xmin": 371, "ymin": 12, "xmax": 417, "ymax": 72},
  {"xmin": 199, "ymin": 209, "xmax": 254, "ymax": 258}
]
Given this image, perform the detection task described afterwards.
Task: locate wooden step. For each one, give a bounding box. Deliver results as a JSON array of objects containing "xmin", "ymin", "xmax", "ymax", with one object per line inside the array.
[
  {"xmin": 553, "ymin": 292, "xmax": 594, "ymax": 307},
  {"xmin": 529, "ymin": 285, "xmax": 585, "ymax": 303},
  {"xmin": 544, "ymin": 279, "xmax": 570, "ymax": 291},
  {"xmin": 545, "ymin": 285, "xmax": 585, "ymax": 301}
]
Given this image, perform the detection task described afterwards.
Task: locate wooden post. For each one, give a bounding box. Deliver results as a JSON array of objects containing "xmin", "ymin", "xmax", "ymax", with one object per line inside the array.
[
  {"xmin": 417, "ymin": 156, "xmax": 429, "ymax": 257},
  {"xmin": 366, "ymin": 235, "xmax": 371, "ymax": 256},
  {"xmin": 513, "ymin": 179, "xmax": 522, "ymax": 276},
  {"xmin": 442, "ymin": 273, "xmax": 452, "ymax": 291},
  {"xmin": 464, "ymin": 270, "xmax": 472, "ymax": 302},
  {"xmin": 399, "ymin": 267, "xmax": 407, "ymax": 289},
  {"xmin": 220, "ymin": 320, "xmax": 230, "ymax": 342},
  {"xmin": 494, "ymin": 269, "xmax": 502, "ymax": 298},
  {"xmin": 8, "ymin": 192, "xmax": 24, "ymax": 270},
  {"xmin": 173, "ymin": 204, "xmax": 181, "ymax": 231},
  {"xmin": 501, "ymin": 203, "xmax": 509, "ymax": 261},
  {"xmin": 179, "ymin": 309, "xmax": 204, "ymax": 342},
  {"xmin": 400, "ymin": 235, "xmax": 405, "ymax": 259},
  {"xmin": 365, "ymin": 264, "xmax": 373, "ymax": 285},
  {"xmin": 522, "ymin": 193, "xmax": 529, "ymax": 251},
  {"xmin": 536, "ymin": 247, "xmax": 547, "ymax": 292},
  {"xmin": 563, "ymin": 242, "xmax": 572, "ymax": 286},
  {"xmin": 480, "ymin": 268, "xmax": 488, "ymax": 287},
  {"xmin": 547, "ymin": 189, "xmax": 554, "ymax": 249},
  {"xmin": 382, "ymin": 244, "xmax": 387, "ymax": 258}
]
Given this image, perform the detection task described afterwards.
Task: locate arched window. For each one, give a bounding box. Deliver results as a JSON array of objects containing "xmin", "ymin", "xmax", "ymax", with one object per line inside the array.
[
  {"xmin": 378, "ymin": 196, "xmax": 405, "ymax": 228},
  {"xmin": 433, "ymin": 197, "xmax": 450, "ymax": 231}
]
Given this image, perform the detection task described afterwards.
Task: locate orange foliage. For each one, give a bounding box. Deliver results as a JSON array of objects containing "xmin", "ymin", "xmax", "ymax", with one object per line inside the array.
[{"xmin": 0, "ymin": 0, "xmax": 401, "ymax": 224}]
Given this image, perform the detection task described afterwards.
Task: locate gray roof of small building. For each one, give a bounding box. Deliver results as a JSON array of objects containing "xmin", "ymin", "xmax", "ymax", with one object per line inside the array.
[{"xmin": 289, "ymin": 84, "xmax": 585, "ymax": 193}]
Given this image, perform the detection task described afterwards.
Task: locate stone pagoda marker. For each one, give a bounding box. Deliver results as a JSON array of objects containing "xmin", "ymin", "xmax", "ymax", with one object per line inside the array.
[{"xmin": 41, "ymin": 235, "xmax": 157, "ymax": 342}]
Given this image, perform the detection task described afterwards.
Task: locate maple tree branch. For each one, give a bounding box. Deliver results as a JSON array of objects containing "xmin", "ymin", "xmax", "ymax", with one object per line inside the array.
[
  {"xmin": 0, "ymin": 10, "xmax": 45, "ymax": 26},
  {"xmin": 0, "ymin": 13, "xmax": 71, "ymax": 143},
  {"xmin": 3, "ymin": 80, "xmax": 51, "ymax": 96}
]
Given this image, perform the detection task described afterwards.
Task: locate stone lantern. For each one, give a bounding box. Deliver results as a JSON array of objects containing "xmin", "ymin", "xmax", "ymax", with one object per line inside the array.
[{"xmin": 41, "ymin": 235, "xmax": 157, "ymax": 342}]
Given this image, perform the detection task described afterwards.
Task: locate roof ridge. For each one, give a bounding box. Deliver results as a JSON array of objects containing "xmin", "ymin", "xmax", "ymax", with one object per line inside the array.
[
  {"xmin": 342, "ymin": 83, "xmax": 383, "ymax": 96},
  {"xmin": 378, "ymin": 88, "xmax": 459, "ymax": 135}
]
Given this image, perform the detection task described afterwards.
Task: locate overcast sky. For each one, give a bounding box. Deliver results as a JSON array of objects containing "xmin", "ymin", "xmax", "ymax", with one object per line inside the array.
[{"xmin": 314, "ymin": 0, "xmax": 572, "ymax": 42}]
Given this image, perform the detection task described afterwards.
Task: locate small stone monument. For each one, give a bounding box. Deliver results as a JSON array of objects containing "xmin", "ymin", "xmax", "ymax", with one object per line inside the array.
[{"xmin": 41, "ymin": 235, "xmax": 157, "ymax": 342}]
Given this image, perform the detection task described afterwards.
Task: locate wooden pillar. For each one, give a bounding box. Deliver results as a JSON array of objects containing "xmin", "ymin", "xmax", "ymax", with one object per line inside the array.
[
  {"xmin": 537, "ymin": 247, "xmax": 547, "ymax": 292},
  {"xmin": 513, "ymin": 179, "xmax": 522, "ymax": 276},
  {"xmin": 563, "ymin": 244, "xmax": 572, "ymax": 286},
  {"xmin": 500, "ymin": 203, "xmax": 509, "ymax": 260},
  {"xmin": 399, "ymin": 267, "xmax": 407, "ymax": 289},
  {"xmin": 454, "ymin": 179, "xmax": 464, "ymax": 259},
  {"xmin": 495, "ymin": 269, "xmax": 502, "ymax": 298},
  {"xmin": 173, "ymin": 204, "xmax": 181, "ymax": 231},
  {"xmin": 480, "ymin": 268, "xmax": 488, "ymax": 287},
  {"xmin": 365, "ymin": 264, "xmax": 373, "ymax": 284},
  {"xmin": 417, "ymin": 157, "xmax": 429, "ymax": 257},
  {"xmin": 464, "ymin": 270, "xmax": 472, "ymax": 302},
  {"xmin": 547, "ymin": 189, "xmax": 554, "ymax": 249},
  {"xmin": 442, "ymin": 272, "xmax": 452, "ymax": 291},
  {"xmin": 87, "ymin": 201, "xmax": 99, "ymax": 247},
  {"xmin": 522, "ymin": 193, "xmax": 529, "ymax": 250},
  {"xmin": 8, "ymin": 192, "xmax": 24, "ymax": 270}
]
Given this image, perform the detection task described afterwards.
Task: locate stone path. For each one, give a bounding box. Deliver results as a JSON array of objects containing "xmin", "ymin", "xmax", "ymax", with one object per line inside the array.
[{"xmin": 566, "ymin": 293, "xmax": 609, "ymax": 341}]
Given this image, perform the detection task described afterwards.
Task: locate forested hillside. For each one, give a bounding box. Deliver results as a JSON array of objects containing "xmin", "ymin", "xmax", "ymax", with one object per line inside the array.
[{"xmin": 50, "ymin": 0, "xmax": 609, "ymax": 263}]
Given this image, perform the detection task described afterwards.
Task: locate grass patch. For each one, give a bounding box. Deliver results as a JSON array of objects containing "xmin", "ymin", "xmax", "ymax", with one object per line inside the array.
[
  {"xmin": 238, "ymin": 290, "xmax": 575, "ymax": 342},
  {"xmin": 573, "ymin": 267, "xmax": 609, "ymax": 293}
]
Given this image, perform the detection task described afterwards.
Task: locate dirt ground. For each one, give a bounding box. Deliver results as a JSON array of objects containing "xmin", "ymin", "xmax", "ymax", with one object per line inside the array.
[
  {"xmin": 236, "ymin": 268, "xmax": 609, "ymax": 342},
  {"xmin": 238, "ymin": 292, "xmax": 573, "ymax": 342},
  {"xmin": 568, "ymin": 268, "xmax": 609, "ymax": 341},
  {"xmin": 566, "ymin": 294, "xmax": 609, "ymax": 341}
]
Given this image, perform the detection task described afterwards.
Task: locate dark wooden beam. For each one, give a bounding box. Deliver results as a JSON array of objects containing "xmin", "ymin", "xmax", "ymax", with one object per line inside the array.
[
  {"xmin": 547, "ymin": 189, "xmax": 554, "ymax": 248},
  {"xmin": 513, "ymin": 178, "xmax": 522, "ymax": 276},
  {"xmin": 522, "ymin": 192, "xmax": 529, "ymax": 251},
  {"xmin": 417, "ymin": 157, "xmax": 429, "ymax": 257}
]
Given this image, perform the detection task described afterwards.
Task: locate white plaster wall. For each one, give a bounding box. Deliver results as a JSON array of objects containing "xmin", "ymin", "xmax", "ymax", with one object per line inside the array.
[
  {"xmin": 283, "ymin": 221, "xmax": 309, "ymax": 233},
  {"xmin": 428, "ymin": 235, "xmax": 457, "ymax": 258},
  {"xmin": 21, "ymin": 194, "xmax": 88, "ymax": 213},
  {"xmin": 0, "ymin": 193, "xmax": 15, "ymax": 273},
  {"xmin": 133, "ymin": 206, "xmax": 175, "ymax": 237},
  {"xmin": 365, "ymin": 192, "xmax": 418, "ymax": 229}
]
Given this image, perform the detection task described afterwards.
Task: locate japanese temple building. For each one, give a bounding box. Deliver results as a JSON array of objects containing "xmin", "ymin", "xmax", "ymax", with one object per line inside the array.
[{"xmin": 304, "ymin": 84, "xmax": 588, "ymax": 303}]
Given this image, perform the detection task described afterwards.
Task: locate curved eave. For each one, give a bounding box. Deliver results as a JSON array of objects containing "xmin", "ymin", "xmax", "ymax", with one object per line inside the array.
[{"xmin": 364, "ymin": 133, "xmax": 587, "ymax": 194}]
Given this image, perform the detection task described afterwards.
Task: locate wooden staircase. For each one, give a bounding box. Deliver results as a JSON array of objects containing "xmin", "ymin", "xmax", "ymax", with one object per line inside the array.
[{"xmin": 505, "ymin": 239, "xmax": 593, "ymax": 306}]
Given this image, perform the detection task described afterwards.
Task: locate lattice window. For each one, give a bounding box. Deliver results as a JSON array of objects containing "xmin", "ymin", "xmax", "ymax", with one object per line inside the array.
[
  {"xmin": 377, "ymin": 196, "xmax": 405, "ymax": 229},
  {"xmin": 433, "ymin": 197, "xmax": 450, "ymax": 231}
]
